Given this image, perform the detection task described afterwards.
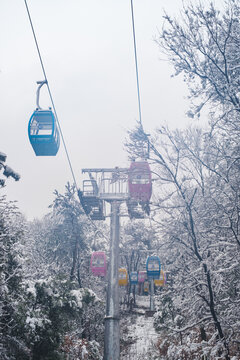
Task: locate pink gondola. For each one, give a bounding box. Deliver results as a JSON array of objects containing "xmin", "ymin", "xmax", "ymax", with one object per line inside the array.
[
  {"xmin": 138, "ymin": 271, "xmax": 147, "ymax": 283},
  {"xmin": 128, "ymin": 161, "xmax": 152, "ymax": 202},
  {"xmin": 90, "ymin": 251, "xmax": 107, "ymax": 277}
]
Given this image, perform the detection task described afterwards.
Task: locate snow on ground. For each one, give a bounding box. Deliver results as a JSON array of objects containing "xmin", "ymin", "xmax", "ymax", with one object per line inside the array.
[{"xmin": 120, "ymin": 295, "xmax": 160, "ymax": 359}]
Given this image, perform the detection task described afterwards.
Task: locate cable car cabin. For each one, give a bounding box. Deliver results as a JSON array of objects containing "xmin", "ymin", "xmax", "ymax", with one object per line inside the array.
[
  {"xmin": 154, "ymin": 270, "xmax": 165, "ymax": 287},
  {"xmin": 130, "ymin": 271, "xmax": 138, "ymax": 285},
  {"xmin": 80, "ymin": 180, "xmax": 105, "ymax": 220},
  {"xmin": 90, "ymin": 251, "xmax": 107, "ymax": 277},
  {"xmin": 138, "ymin": 271, "xmax": 147, "ymax": 283},
  {"xmin": 118, "ymin": 268, "xmax": 128, "ymax": 286},
  {"xmin": 28, "ymin": 109, "xmax": 60, "ymax": 156},
  {"xmin": 128, "ymin": 161, "xmax": 152, "ymax": 203},
  {"xmin": 143, "ymin": 281, "xmax": 149, "ymax": 293},
  {"xmin": 146, "ymin": 256, "xmax": 161, "ymax": 279}
]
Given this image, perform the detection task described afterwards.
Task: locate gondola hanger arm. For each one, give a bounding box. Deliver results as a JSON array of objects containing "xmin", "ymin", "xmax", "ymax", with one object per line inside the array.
[{"xmin": 36, "ymin": 80, "xmax": 48, "ymax": 110}]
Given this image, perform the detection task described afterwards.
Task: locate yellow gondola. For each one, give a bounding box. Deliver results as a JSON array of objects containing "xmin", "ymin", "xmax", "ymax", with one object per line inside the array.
[
  {"xmin": 143, "ymin": 281, "xmax": 149, "ymax": 293},
  {"xmin": 154, "ymin": 270, "xmax": 165, "ymax": 287},
  {"xmin": 118, "ymin": 268, "xmax": 128, "ymax": 286}
]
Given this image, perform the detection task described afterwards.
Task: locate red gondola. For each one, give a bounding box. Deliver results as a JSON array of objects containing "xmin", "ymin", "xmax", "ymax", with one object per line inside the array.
[
  {"xmin": 90, "ymin": 251, "xmax": 107, "ymax": 277},
  {"xmin": 127, "ymin": 161, "xmax": 152, "ymax": 218},
  {"xmin": 128, "ymin": 161, "xmax": 152, "ymax": 202}
]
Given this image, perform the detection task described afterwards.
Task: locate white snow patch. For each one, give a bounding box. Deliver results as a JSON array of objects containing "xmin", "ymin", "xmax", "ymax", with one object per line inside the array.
[
  {"xmin": 26, "ymin": 316, "xmax": 51, "ymax": 330},
  {"xmin": 81, "ymin": 344, "xmax": 88, "ymax": 358},
  {"xmin": 70, "ymin": 289, "xmax": 83, "ymax": 308}
]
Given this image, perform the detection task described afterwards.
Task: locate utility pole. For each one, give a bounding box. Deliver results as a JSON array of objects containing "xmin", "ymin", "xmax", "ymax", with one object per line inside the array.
[
  {"xmin": 82, "ymin": 168, "xmax": 129, "ymax": 360},
  {"xmin": 150, "ymin": 278, "xmax": 155, "ymax": 312},
  {"xmin": 104, "ymin": 200, "xmax": 120, "ymax": 360},
  {"xmin": 81, "ymin": 165, "xmax": 152, "ymax": 357}
]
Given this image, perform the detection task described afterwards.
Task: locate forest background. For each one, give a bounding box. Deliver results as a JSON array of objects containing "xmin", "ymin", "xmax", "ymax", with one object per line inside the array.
[{"xmin": 1, "ymin": 0, "xmax": 240, "ymax": 359}]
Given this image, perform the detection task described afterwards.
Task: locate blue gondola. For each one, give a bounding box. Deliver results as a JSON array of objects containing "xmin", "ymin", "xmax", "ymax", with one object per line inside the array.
[
  {"xmin": 28, "ymin": 80, "xmax": 60, "ymax": 156},
  {"xmin": 146, "ymin": 256, "xmax": 161, "ymax": 279},
  {"xmin": 28, "ymin": 109, "xmax": 60, "ymax": 156},
  {"xmin": 130, "ymin": 271, "xmax": 138, "ymax": 285}
]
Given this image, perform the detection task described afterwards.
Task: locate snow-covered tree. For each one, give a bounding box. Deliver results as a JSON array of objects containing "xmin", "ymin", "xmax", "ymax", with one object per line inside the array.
[
  {"xmin": 0, "ymin": 197, "xmax": 29, "ymax": 359},
  {"xmin": 22, "ymin": 184, "xmax": 106, "ymax": 358},
  {"xmin": 126, "ymin": 120, "xmax": 240, "ymax": 358},
  {"xmin": 0, "ymin": 151, "xmax": 20, "ymax": 188},
  {"xmin": 156, "ymin": 0, "xmax": 240, "ymax": 121},
  {"xmin": 120, "ymin": 1, "xmax": 240, "ymax": 358}
]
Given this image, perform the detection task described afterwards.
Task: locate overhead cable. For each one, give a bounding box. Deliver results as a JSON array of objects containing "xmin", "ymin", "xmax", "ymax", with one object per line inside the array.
[
  {"xmin": 24, "ymin": 0, "xmax": 78, "ymax": 190},
  {"xmin": 130, "ymin": 0, "xmax": 143, "ymax": 129}
]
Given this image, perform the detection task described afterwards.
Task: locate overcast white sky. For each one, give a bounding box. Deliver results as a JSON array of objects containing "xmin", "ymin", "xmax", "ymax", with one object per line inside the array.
[{"xmin": 0, "ymin": 0, "xmax": 224, "ymax": 219}]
